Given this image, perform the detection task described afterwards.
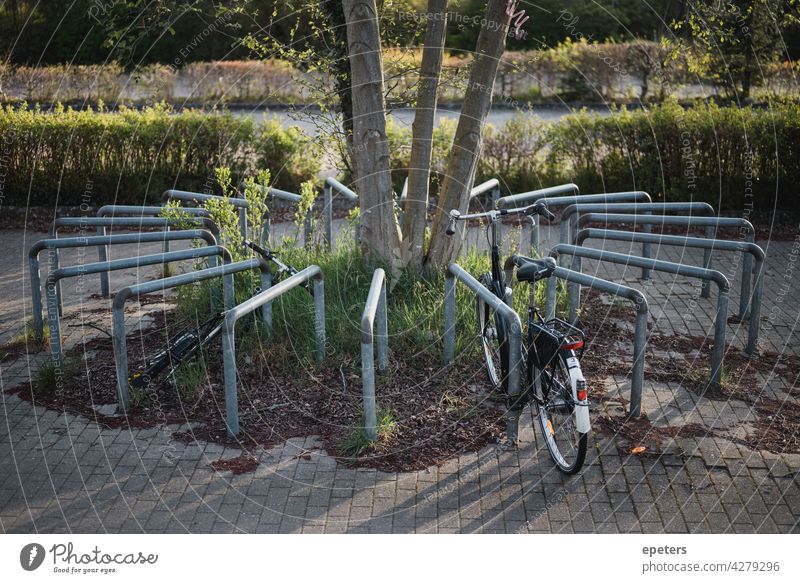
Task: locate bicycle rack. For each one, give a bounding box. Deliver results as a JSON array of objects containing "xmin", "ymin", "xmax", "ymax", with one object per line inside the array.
[
  {"xmin": 361, "ymin": 268, "xmax": 388, "ymax": 441},
  {"xmin": 503, "ymin": 256, "xmax": 650, "ymax": 418},
  {"xmin": 562, "ymin": 202, "xmax": 715, "ymax": 284},
  {"xmin": 96, "ymin": 205, "xmax": 212, "ymax": 292},
  {"xmin": 443, "ymin": 263, "xmax": 525, "ymax": 442},
  {"xmin": 576, "ymin": 228, "xmax": 765, "ymax": 353},
  {"xmin": 548, "ymin": 245, "xmax": 731, "ymax": 390},
  {"xmin": 164, "ymin": 189, "xmax": 249, "ymax": 242},
  {"xmin": 575, "ymin": 214, "xmax": 757, "ymax": 319},
  {"xmin": 111, "ymin": 258, "xmax": 271, "ymax": 415},
  {"xmin": 397, "ymin": 177, "xmax": 500, "ymax": 225},
  {"xmin": 29, "ymin": 229, "xmax": 217, "ymax": 342},
  {"xmin": 497, "ymin": 189, "xmax": 651, "ymax": 265},
  {"xmin": 221, "ymin": 264, "xmax": 325, "ymax": 437},
  {"xmin": 323, "ymin": 177, "xmax": 359, "ymax": 250},
  {"xmin": 45, "ymin": 245, "xmax": 233, "ymax": 372},
  {"xmin": 50, "ymin": 216, "xmax": 218, "ymax": 309}
]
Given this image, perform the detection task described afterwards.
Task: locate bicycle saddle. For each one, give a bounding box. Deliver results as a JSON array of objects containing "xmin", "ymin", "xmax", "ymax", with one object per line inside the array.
[{"xmin": 516, "ymin": 257, "xmax": 557, "ymax": 283}]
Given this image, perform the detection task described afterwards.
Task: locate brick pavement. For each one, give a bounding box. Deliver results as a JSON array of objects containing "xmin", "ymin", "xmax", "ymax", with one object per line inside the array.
[{"xmin": 1, "ymin": 223, "xmax": 799, "ymax": 533}]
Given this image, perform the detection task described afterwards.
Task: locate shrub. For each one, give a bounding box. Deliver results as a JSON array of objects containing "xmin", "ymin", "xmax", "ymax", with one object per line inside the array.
[
  {"xmin": 0, "ymin": 103, "xmax": 320, "ymax": 206},
  {"xmin": 545, "ymin": 100, "xmax": 800, "ymax": 210},
  {"xmin": 386, "ymin": 103, "xmax": 799, "ymax": 211}
]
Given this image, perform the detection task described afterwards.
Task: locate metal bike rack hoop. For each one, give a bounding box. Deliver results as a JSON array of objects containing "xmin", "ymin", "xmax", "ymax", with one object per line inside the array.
[
  {"xmin": 95, "ymin": 205, "xmax": 212, "ymax": 295},
  {"xmin": 221, "ymin": 264, "xmax": 325, "ymax": 437},
  {"xmin": 562, "ymin": 201, "xmax": 715, "ymax": 284},
  {"xmin": 444, "ymin": 263, "xmax": 524, "ymax": 441},
  {"xmin": 50, "ymin": 216, "xmax": 218, "ymax": 305},
  {"xmin": 111, "ymin": 258, "xmax": 271, "ymax": 416},
  {"xmin": 576, "ymin": 213, "xmax": 757, "ymax": 318},
  {"xmin": 504, "ymin": 255, "xmax": 649, "ymax": 418},
  {"xmin": 28, "ymin": 229, "xmax": 217, "ymax": 342},
  {"xmin": 576, "ymin": 228, "xmax": 765, "ymax": 353},
  {"xmin": 361, "ymin": 268, "xmax": 388, "ymax": 442},
  {"xmin": 45, "ymin": 245, "xmax": 233, "ymax": 372},
  {"xmin": 548, "ymin": 244, "xmax": 731, "ymax": 391}
]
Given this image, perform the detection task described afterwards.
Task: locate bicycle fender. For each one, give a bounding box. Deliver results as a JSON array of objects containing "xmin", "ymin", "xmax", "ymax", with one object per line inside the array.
[{"xmin": 566, "ymin": 355, "xmax": 590, "ymax": 434}]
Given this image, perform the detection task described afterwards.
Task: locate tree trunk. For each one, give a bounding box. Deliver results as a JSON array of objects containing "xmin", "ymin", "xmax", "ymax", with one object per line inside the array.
[
  {"xmin": 424, "ymin": 0, "xmax": 511, "ymax": 270},
  {"xmin": 342, "ymin": 0, "xmax": 403, "ymax": 270},
  {"xmin": 321, "ymin": 1, "xmax": 355, "ymax": 170},
  {"xmin": 401, "ymin": 0, "xmax": 449, "ymax": 270}
]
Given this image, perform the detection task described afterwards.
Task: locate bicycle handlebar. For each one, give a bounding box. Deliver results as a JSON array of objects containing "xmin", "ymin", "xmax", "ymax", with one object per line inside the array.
[{"xmin": 445, "ymin": 201, "xmax": 555, "ymax": 236}]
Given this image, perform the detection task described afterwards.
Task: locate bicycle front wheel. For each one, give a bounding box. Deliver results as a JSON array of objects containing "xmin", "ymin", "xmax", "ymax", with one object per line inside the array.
[
  {"xmin": 476, "ymin": 274, "xmax": 508, "ymax": 392},
  {"xmin": 533, "ymin": 353, "xmax": 588, "ymax": 474}
]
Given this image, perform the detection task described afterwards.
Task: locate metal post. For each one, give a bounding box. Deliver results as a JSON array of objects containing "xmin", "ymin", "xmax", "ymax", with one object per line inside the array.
[
  {"xmin": 361, "ymin": 269, "xmax": 389, "ymax": 442},
  {"xmin": 314, "ymin": 278, "xmax": 326, "ymax": 363},
  {"xmin": 324, "ymin": 184, "xmax": 333, "ymax": 250},
  {"xmin": 219, "ymin": 264, "xmax": 324, "ymax": 436},
  {"xmin": 443, "ymin": 276, "xmax": 456, "ymax": 364}
]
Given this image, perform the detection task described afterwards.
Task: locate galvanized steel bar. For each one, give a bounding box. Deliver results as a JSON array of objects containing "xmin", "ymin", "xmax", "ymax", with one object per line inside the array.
[
  {"xmin": 444, "ymin": 263, "xmax": 524, "ymax": 442},
  {"xmin": 576, "ymin": 228, "xmax": 765, "ymax": 353},
  {"xmin": 221, "ymin": 264, "xmax": 324, "ymax": 436},
  {"xmin": 45, "ymin": 245, "xmax": 232, "ymax": 371},
  {"xmin": 361, "ymin": 268, "xmax": 388, "ymax": 442},
  {"xmin": 549, "ymin": 244, "xmax": 730, "ymax": 390},
  {"xmin": 29, "ymin": 229, "xmax": 217, "ymax": 343}
]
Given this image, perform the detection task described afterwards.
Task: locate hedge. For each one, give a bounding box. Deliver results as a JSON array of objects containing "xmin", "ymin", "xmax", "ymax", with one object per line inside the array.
[
  {"xmin": 0, "ymin": 103, "xmax": 320, "ymax": 207},
  {"xmin": 542, "ymin": 100, "xmax": 800, "ymax": 210},
  {"xmin": 2, "ymin": 101, "xmax": 797, "ymax": 211},
  {"xmin": 387, "ymin": 101, "xmax": 800, "ymax": 211}
]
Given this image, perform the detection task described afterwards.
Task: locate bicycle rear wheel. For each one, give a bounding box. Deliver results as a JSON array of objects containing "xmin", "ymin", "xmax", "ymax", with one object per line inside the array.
[
  {"xmin": 532, "ymin": 353, "xmax": 588, "ymax": 474},
  {"xmin": 476, "ymin": 274, "xmax": 508, "ymax": 392}
]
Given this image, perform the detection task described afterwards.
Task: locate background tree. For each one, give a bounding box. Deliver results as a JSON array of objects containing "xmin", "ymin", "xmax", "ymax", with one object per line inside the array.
[
  {"xmin": 401, "ymin": 0, "xmax": 449, "ymax": 269},
  {"xmin": 672, "ymin": 0, "xmax": 799, "ymax": 100}
]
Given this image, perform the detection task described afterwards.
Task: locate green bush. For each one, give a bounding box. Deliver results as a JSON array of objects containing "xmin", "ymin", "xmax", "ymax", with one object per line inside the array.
[
  {"xmin": 0, "ymin": 103, "xmax": 320, "ymax": 206},
  {"xmin": 387, "ymin": 102, "xmax": 799, "ymax": 211},
  {"xmin": 545, "ymin": 100, "xmax": 800, "ymax": 210}
]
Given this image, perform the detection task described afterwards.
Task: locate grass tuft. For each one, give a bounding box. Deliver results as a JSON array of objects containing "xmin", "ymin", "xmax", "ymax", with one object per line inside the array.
[{"xmin": 339, "ymin": 407, "xmax": 398, "ymax": 459}]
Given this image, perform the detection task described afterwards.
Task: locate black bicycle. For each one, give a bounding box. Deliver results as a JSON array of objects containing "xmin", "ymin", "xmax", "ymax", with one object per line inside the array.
[
  {"xmin": 128, "ymin": 240, "xmax": 310, "ymax": 391},
  {"xmin": 446, "ymin": 201, "xmax": 590, "ymax": 474}
]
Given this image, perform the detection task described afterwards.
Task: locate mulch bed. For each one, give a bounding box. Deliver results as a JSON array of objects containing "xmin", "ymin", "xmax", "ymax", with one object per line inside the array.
[{"xmin": 7, "ymin": 310, "xmax": 505, "ymax": 473}]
